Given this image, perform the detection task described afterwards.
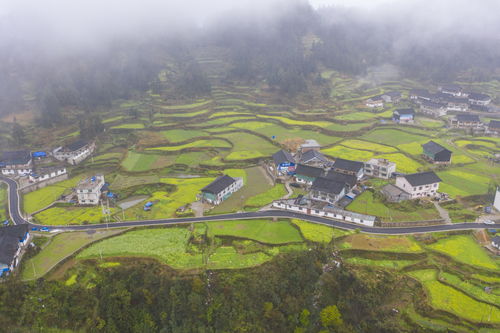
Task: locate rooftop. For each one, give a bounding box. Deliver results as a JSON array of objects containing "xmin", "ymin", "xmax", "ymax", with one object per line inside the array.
[
  {"xmin": 272, "ymin": 150, "xmax": 294, "ymax": 166},
  {"xmin": 294, "ymin": 164, "xmax": 324, "ymax": 178},
  {"xmin": 201, "ymin": 175, "xmax": 237, "ymax": 195},
  {"xmin": 366, "ymin": 158, "xmax": 396, "ymax": 167},
  {"xmin": 420, "ymin": 99, "xmax": 446, "ymax": 108},
  {"xmin": 402, "ymin": 171, "xmax": 442, "ymax": 186},
  {"xmin": 62, "ymin": 140, "xmax": 90, "ymax": 152},
  {"xmin": 332, "ymin": 158, "xmax": 364, "ymax": 173},
  {"xmin": 77, "ymin": 175, "xmax": 105, "ymax": 190},
  {"xmin": 489, "ymin": 120, "xmax": 500, "ymax": 129},
  {"xmin": 324, "ymin": 170, "xmax": 357, "ymax": 188},
  {"xmin": 300, "ymin": 139, "xmax": 321, "ymax": 149},
  {"xmin": 300, "ymin": 150, "xmax": 329, "ymax": 164},
  {"xmin": 422, "ymin": 141, "xmax": 451, "ymax": 155},
  {"xmin": 394, "ymin": 108, "xmax": 415, "ymax": 116},
  {"xmin": 0, "ymin": 224, "xmax": 29, "ymax": 265},
  {"xmin": 468, "ymin": 92, "xmax": 490, "ymax": 101},
  {"xmin": 311, "ymin": 177, "xmax": 345, "ymax": 195},
  {"xmin": 0, "ymin": 150, "xmax": 31, "ymax": 166},
  {"xmin": 456, "ymin": 114, "xmax": 480, "ymax": 122}
]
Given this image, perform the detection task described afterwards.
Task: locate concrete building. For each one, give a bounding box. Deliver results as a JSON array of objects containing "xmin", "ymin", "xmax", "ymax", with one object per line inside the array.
[
  {"xmin": 200, "ymin": 175, "xmax": 243, "ymax": 205},
  {"xmin": 299, "ymin": 150, "xmax": 330, "ymax": 168},
  {"xmin": 76, "ymin": 175, "xmax": 105, "ymax": 205},
  {"xmin": 395, "ymin": 171, "xmax": 441, "ymax": 199},
  {"xmin": 0, "ymin": 151, "xmax": 33, "ymax": 176},
  {"xmin": 365, "ymin": 95, "xmax": 384, "ymax": 108},
  {"xmin": 381, "ymin": 184, "xmax": 411, "ymax": 202},
  {"xmin": 53, "ymin": 140, "xmax": 95, "ymax": 165},
  {"xmin": 419, "ymin": 100, "xmax": 447, "ymax": 117},
  {"xmin": 439, "ymin": 84, "xmax": 465, "ymax": 97},
  {"xmin": 0, "ymin": 224, "xmax": 30, "ymax": 277},
  {"xmin": 488, "ymin": 120, "xmax": 500, "ymax": 135},
  {"xmin": 381, "ymin": 91, "xmax": 401, "ymax": 103},
  {"xmin": 364, "ymin": 158, "xmax": 396, "ymax": 179},
  {"xmin": 494, "ymin": 187, "xmax": 500, "ymax": 212}
]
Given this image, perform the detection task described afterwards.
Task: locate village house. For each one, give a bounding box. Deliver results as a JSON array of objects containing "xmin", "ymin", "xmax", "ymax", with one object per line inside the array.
[
  {"xmin": 409, "ymin": 89, "xmax": 432, "ymax": 101},
  {"xmin": 200, "ymin": 175, "xmax": 243, "ymax": 206},
  {"xmin": 0, "ymin": 224, "xmax": 30, "ymax": 277},
  {"xmin": 299, "ymin": 150, "xmax": 330, "ymax": 168},
  {"xmin": 0, "ymin": 151, "xmax": 33, "ymax": 176},
  {"xmin": 395, "ymin": 171, "xmax": 441, "ymax": 199},
  {"xmin": 381, "ymin": 91, "xmax": 401, "ymax": 103},
  {"xmin": 488, "ymin": 120, "xmax": 500, "ymax": 135},
  {"xmin": 300, "ymin": 139, "xmax": 321, "ymax": 153},
  {"xmin": 364, "ymin": 158, "xmax": 396, "ymax": 179},
  {"xmin": 422, "ymin": 141, "xmax": 452, "ymax": 164},
  {"xmin": 393, "ymin": 108, "xmax": 415, "ymax": 124},
  {"xmin": 53, "ymin": 140, "xmax": 95, "ymax": 165},
  {"xmin": 468, "ymin": 92, "xmax": 491, "ymax": 106},
  {"xmin": 444, "ymin": 96, "xmax": 469, "ymax": 112},
  {"xmin": 76, "ymin": 175, "xmax": 105, "ymax": 205},
  {"xmin": 324, "ymin": 169, "xmax": 357, "ymax": 191},
  {"xmin": 491, "ymin": 236, "xmax": 500, "ymax": 250},
  {"xmin": 450, "ymin": 114, "xmax": 482, "ymax": 128},
  {"xmin": 331, "ymin": 158, "xmax": 364, "ymax": 180},
  {"xmin": 439, "ymin": 84, "xmax": 466, "ymax": 97},
  {"xmin": 381, "ymin": 184, "xmax": 411, "ymax": 202},
  {"xmin": 365, "ymin": 95, "xmax": 384, "ymax": 108},
  {"xmin": 294, "ymin": 164, "xmax": 324, "ymax": 186},
  {"xmin": 419, "ymin": 100, "xmax": 447, "ymax": 117},
  {"xmin": 310, "ymin": 177, "xmax": 346, "ymax": 204},
  {"xmin": 272, "ymin": 150, "xmax": 295, "ymax": 176},
  {"xmin": 28, "ymin": 166, "xmax": 67, "ymax": 183}
]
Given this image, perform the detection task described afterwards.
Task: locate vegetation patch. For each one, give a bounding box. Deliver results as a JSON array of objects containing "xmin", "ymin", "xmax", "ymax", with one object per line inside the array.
[
  {"xmin": 34, "ymin": 206, "xmax": 117, "ymax": 225},
  {"xmin": 340, "ymin": 139, "xmax": 397, "ymax": 153},
  {"xmin": 437, "ymin": 168, "xmax": 490, "ymax": 198},
  {"xmin": 291, "ymin": 219, "xmax": 351, "ymax": 243},
  {"xmin": 110, "ymin": 123, "xmax": 145, "ymax": 130},
  {"xmin": 344, "ymin": 257, "xmax": 416, "ymax": 269},
  {"xmin": 207, "ymin": 246, "xmax": 271, "ymax": 269},
  {"xmin": 23, "ymin": 176, "xmax": 82, "ymax": 214},
  {"xmin": 161, "ymin": 129, "xmax": 208, "ymax": 143},
  {"xmin": 361, "ymin": 129, "xmax": 429, "ymax": 145},
  {"xmin": 374, "ymin": 153, "xmax": 422, "ymax": 173},
  {"xmin": 338, "ymin": 234, "xmax": 423, "ymax": 253},
  {"xmin": 322, "ymin": 145, "xmax": 375, "ymax": 161},
  {"xmin": 244, "ymin": 184, "xmax": 287, "ymax": 208},
  {"xmin": 146, "ymin": 139, "xmax": 231, "ymax": 152},
  {"xmin": 110, "ymin": 174, "xmax": 161, "ymax": 191}
]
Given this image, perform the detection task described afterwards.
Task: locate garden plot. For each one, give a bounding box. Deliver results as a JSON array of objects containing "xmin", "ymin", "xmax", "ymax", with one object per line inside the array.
[
  {"xmin": 340, "ymin": 139, "xmax": 398, "ymax": 153},
  {"xmin": 373, "ymin": 153, "xmax": 422, "ymax": 173},
  {"xmin": 291, "ymin": 219, "xmax": 351, "ymax": 243},
  {"xmin": 110, "ymin": 174, "xmax": 161, "ymax": 191},
  {"xmin": 344, "ymin": 257, "xmax": 416, "ymax": 270},
  {"xmin": 207, "ymin": 246, "xmax": 271, "ymax": 270}
]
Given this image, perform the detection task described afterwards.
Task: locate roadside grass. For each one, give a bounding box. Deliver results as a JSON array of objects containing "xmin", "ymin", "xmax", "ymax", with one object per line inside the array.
[
  {"xmin": 110, "ymin": 174, "xmax": 161, "ymax": 191},
  {"xmin": 0, "ymin": 184, "xmax": 7, "ymax": 221},
  {"xmin": 22, "ymin": 229, "xmax": 124, "ymax": 280},
  {"xmin": 23, "ymin": 176, "xmax": 82, "ymax": 214},
  {"xmin": 123, "ymin": 177, "xmax": 214, "ymax": 220},
  {"xmin": 77, "ymin": 228, "xmax": 204, "ymax": 270},
  {"xmin": 291, "ymin": 219, "xmax": 351, "ymax": 243},
  {"xmin": 361, "ymin": 128, "xmax": 429, "ymax": 145},
  {"xmin": 436, "ymin": 168, "xmax": 490, "ymax": 198},
  {"xmin": 322, "ymin": 145, "xmax": 375, "ymax": 161},
  {"xmin": 344, "ymin": 257, "xmax": 417, "ymax": 269},
  {"xmin": 34, "ymin": 206, "xmax": 117, "ymax": 225},
  {"xmin": 244, "ymin": 184, "xmax": 287, "ymax": 208},
  {"xmin": 206, "ymin": 219, "xmax": 303, "ymax": 244},
  {"xmin": 374, "ymin": 153, "xmax": 422, "ymax": 173},
  {"xmin": 439, "ymin": 271, "xmax": 500, "ymax": 305},
  {"xmin": 121, "ymin": 151, "xmax": 176, "ymax": 172},
  {"xmin": 346, "ymin": 191, "xmax": 440, "ymax": 222},
  {"xmin": 407, "ymin": 269, "xmax": 500, "ymax": 323},
  {"xmin": 340, "ymin": 139, "xmax": 398, "ymax": 153},
  {"xmin": 161, "ymin": 129, "xmax": 208, "ymax": 143},
  {"xmin": 338, "ymin": 234, "xmax": 423, "ymax": 253},
  {"xmin": 426, "ymin": 235, "xmax": 498, "ymax": 270},
  {"xmin": 146, "ymin": 139, "xmax": 231, "ymax": 152}
]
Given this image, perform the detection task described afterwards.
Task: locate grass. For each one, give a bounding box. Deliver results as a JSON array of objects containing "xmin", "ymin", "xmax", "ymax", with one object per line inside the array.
[
  {"xmin": 161, "ymin": 129, "xmax": 208, "ymax": 143},
  {"xmin": 22, "ymin": 229, "xmax": 124, "ymax": 280},
  {"xmin": 408, "ymin": 269, "xmax": 500, "ymax": 323},
  {"xmin": 121, "ymin": 151, "xmax": 175, "ymax": 172},
  {"xmin": 110, "ymin": 174, "xmax": 161, "ymax": 191},
  {"xmin": 322, "ymin": 145, "xmax": 375, "ymax": 161},
  {"xmin": 23, "ymin": 176, "xmax": 82, "ymax": 214},
  {"xmin": 0, "ymin": 185, "xmax": 7, "ymax": 221},
  {"xmin": 427, "ymin": 235, "xmax": 498, "ymax": 270},
  {"xmin": 34, "ymin": 206, "xmax": 117, "ymax": 225},
  {"xmin": 338, "ymin": 234, "xmax": 423, "ymax": 253},
  {"xmin": 219, "ymin": 132, "xmax": 277, "ymax": 161},
  {"xmin": 291, "ymin": 219, "xmax": 351, "ymax": 243},
  {"xmin": 77, "ymin": 228, "xmax": 204, "ymax": 270},
  {"xmin": 361, "ymin": 128, "xmax": 429, "ymax": 145},
  {"xmin": 207, "ymin": 246, "xmax": 271, "ymax": 269},
  {"xmin": 206, "ymin": 219, "xmax": 303, "ymax": 244},
  {"xmin": 146, "ymin": 139, "xmax": 231, "ymax": 152},
  {"xmin": 344, "ymin": 257, "xmax": 416, "ymax": 269},
  {"xmin": 472, "ymin": 274, "xmax": 500, "ymax": 284},
  {"xmin": 440, "ymin": 271, "xmax": 500, "ymax": 305},
  {"xmin": 346, "ymin": 191, "xmax": 440, "ymax": 222}
]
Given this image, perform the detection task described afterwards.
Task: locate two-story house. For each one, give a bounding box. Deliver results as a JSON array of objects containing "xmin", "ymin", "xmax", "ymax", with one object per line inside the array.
[
  {"xmin": 310, "ymin": 177, "xmax": 346, "ymax": 204},
  {"xmin": 76, "ymin": 175, "xmax": 105, "ymax": 205},
  {"xmin": 200, "ymin": 175, "xmax": 243, "ymax": 206},
  {"xmin": 272, "ymin": 150, "xmax": 295, "ymax": 176},
  {"xmin": 395, "ymin": 171, "xmax": 442, "ymax": 199},
  {"xmin": 294, "ymin": 164, "xmax": 324, "ymax": 186},
  {"xmin": 331, "ymin": 158, "xmax": 364, "ymax": 180},
  {"xmin": 53, "ymin": 140, "xmax": 95, "ymax": 165},
  {"xmin": 450, "ymin": 114, "xmax": 482, "ymax": 128},
  {"xmin": 364, "ymin": 158, "xmax": 396, "ymax": 179}
]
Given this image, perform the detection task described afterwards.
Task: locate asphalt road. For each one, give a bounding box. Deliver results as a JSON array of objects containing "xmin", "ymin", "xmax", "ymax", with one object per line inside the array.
[{"xmin": 2, "ymin": 176, "xmax": 499, "ymax": 234}]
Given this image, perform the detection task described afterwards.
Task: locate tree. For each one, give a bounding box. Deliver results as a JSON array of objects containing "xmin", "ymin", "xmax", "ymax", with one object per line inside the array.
[{"xmin": 320, "ymin": 305, "xmax": 343, "ymax": 328}]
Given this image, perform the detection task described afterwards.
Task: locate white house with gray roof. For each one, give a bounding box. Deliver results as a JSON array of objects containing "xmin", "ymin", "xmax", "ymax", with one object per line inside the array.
[{"xmin": 395, "ymin": 171, "xmax": 441, "ymax": 199}]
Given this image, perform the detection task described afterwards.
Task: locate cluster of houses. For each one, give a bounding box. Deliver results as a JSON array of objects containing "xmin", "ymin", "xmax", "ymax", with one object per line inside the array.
[{"xmin": 0, "ymin": 140, "xmax": 95, "ymax": 189}]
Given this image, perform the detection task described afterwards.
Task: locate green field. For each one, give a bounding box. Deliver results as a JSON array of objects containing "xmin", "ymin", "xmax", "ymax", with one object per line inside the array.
[
  {"xmin": 34, "ymin": 206, "xmax": 117, "ymax": 225},
  {"xmin": 110, "ymin": 123, "xmax": 145, "ymax": 130},
  {"xmin": 22, "ymin": 229, "xmax": 124, "ymax": 280},
  {"xmin": 427, "ymin": 235, "xmax": 498, "ymax": 270},
  {"xmin": 344, "ymin": 257, "xmax": 417, "ymax": 269},
  {"xmin": 23, "ymin": 176, "xmax": 82, "ymax": 214},
  {"xmin": 373, "ymin": 153, "xmax": 422, "ymax": 173},
  {"xmin": 291, "ymin": 219, "xmax": 351, "ymax": 243},
  {"xmin": 147, "ymin": 139, "xmax": 231, "ymax": 152},
  {"xmin": 206, "ymin": 246, "xmax": 271, "ymax": 269},
  {"xmin": 121, "ymin": 151, "xmax": 175, "ymax": 172},
  {"xmin": 219, "ymin": 132, "xmax": 277, "ymax": 160},
  {"xmin": 437, "ymin": 168, "xmax": 490, "ymax": 198},
  {"xmin": 206, "ymin": 219, "xmax": 303, "ymax": 244},
  {"xmin": 408, "ymin": 269, "xmax": 500, "ymax": 323},
  {"xmin": 161, "ymin": 129, "xmax": 208, "ymax": 143},
  {"xmin": 341, "ymin": 139, "xmax": 398, "ymax": 153},
  {"xmin": 110, "ymin": 174, "xmax": 161, "ymax": 191},
  {"xmin": 361, "ymin": 128, "xmax": 429, "ymax": 145},
  {"xmin": 338, "ymin": 234, "xmax": 423, "ymax": 253},
  {"xmin": 244, "ymin": 184, "xmax": 287, "ymax": 208},
  {"xmin": 440, "ymin": 271, "xmax": 500, "ymax": 305},
  {"xmin": 159, "ymin": 99, "xmax": 212, "ymax": 110},
  {"xmin": 322, "ymin": 145, "xmax": 375, "ymax": 161}
]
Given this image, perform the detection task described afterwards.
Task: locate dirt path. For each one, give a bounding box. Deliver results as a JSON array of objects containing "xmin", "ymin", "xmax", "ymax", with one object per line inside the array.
[
  {"xmin": 259, "ymin": 165, "xmax": 274, "ymax": 186},
  {"xmin": 433, "ymin": 201, "xmax": 452, "ymax": 224}
]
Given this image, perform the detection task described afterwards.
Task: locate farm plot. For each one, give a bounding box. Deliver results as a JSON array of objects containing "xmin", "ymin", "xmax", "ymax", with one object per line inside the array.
[
  {"xmin": 146, "ymin": 139, "xmax": 231, "ymax": 152},
  {"xmin": 437, "ymin": 168, "xmax": 490, "ymax": 198},
  {"xmin": 206, "ymin": 219, "xmax": 303, "ymax": 244},
  {"xmin": 244, "ymin": 184, "xmax": 287, "ymax": 209},
  {"xmin": 361, "ymin": 128, "xmax": 429, "ymax": 146},
  {"xmin": 22, "ymin": 229, "xmax": 124, "ymax": 280},
  {"xmin": 34, "ymin": 206, "xmax": 117, "ymax": 225},
  {"xmin": 344, "ymin": 257, "xmax": 417, "ymax": 269},
  {"xmin": 374, "ymin": 153, "xmax": 422, "ymax": 173},
  {"xmin": 322, "ymin": 145, "xmax": 375, "ymax": 161},
  {"xmin": 121, "ymin": 151, "xmax": 176, "ymax": 172},
  {"xmin": 439, "ymin": 271, "xmax": 500, "ymax": 305},
  {"xmin": 346, "ymin": 191, "xmax": 441, "ymax": 221},
  {"xmin": 338, "ymin": 234, "xmax": 423, "ymax": 253},
  {"xmin": 207, "ymin": 246, "xmax": 271, "ymax": 270},
  {"xmin": 161, "ymin": 129, "xmax": 208, "ymax": 143},
  {"xmin": 23, "ymin": 176, "xmax": 82, "ymax": 214},
  {"xmin": 256, "ymin": 115, "xmax": 332, "ymax": 128},
  {"xmin": 340, "ymin": 139, "xmax": 398, "ymax": 153},
  {"xmin": 291, "ymin": 219, "xmax": 351, "ymax": 243},
  {"xmin": 110, "ymin": 123, "xmax": 145, "ymax": 130},
  {"xmin": 426, "ymin": 235, "xmax": 498, "ymax": 270},
  {"xmin": 407, "ymin": 269, "xmax": 500, "ymax": 323},
  {"xmin": 334, "ymin": 111, "xmax": 384, "ymax": 121},
  {"xmin": 110, "ymin": 174, "xmax": 161, "ymax": 191},
  {"xmin": 159, "ymin": 99, "xmax": 212, "ymax": 110},
  {"xmin": 219, "ymin": 132, "xmax": 277, "ymax": 161},
  {"xmin": 77, "ymin": 228, "xmax": 204, "ymax": 270}
]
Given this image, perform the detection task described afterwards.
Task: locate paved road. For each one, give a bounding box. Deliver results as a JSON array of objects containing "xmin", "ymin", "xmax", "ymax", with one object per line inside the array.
[{"xmin": 2, "ymin": 176, "xmax": 499, "ymax": 234}]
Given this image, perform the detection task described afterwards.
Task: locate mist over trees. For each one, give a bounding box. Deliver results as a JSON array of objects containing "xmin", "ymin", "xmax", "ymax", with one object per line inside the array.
[{"xmin": 0, "ymin": 0, "xmax": 499, "ymax": 123}]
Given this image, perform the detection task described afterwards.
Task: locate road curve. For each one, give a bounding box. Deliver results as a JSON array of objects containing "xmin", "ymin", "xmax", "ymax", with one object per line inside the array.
[{"xmin": 2, "ymin": 176, "xmax": 499, "ymax": 235}]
